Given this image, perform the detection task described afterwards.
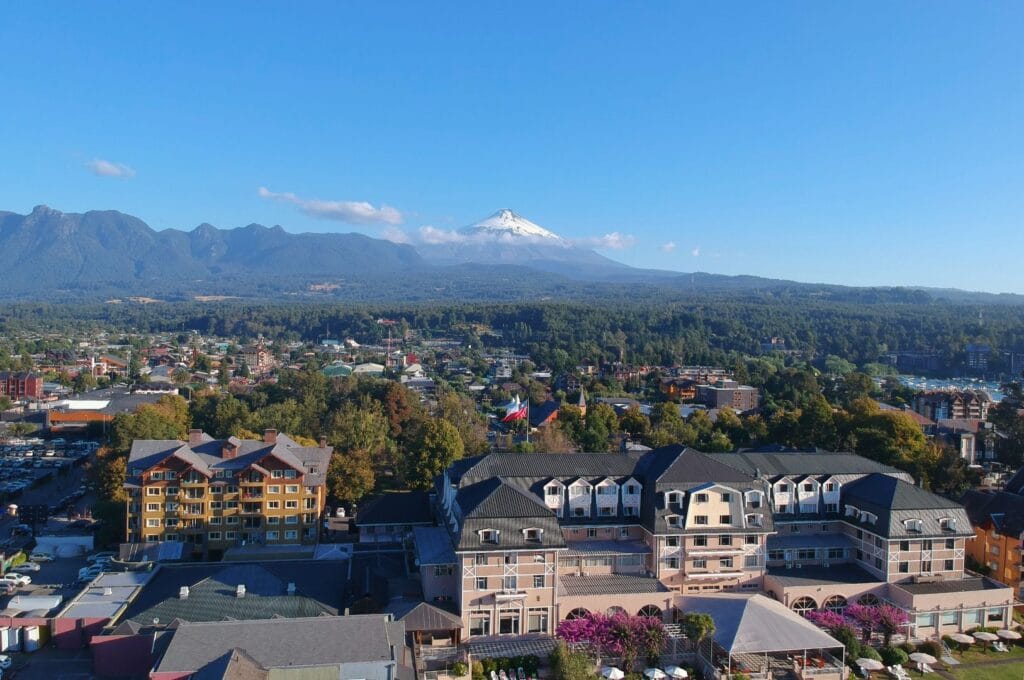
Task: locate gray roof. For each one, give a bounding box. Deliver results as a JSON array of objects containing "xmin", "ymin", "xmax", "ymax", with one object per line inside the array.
[
  {"xmin": 713, "ymin": 450, "xmax": 912, "ymax": 480},
  {"xmin": 121, "ymin": 560, "xmax": 348, "ymax": 625},
  {"xmin": 559, "ymin": 573, "xmax": 670, "ymax": 597},
  {"xmin": 842, "ymin": 474, "xmax": 972, "ymax": 538},
  {"xmin": 961, "ymin": 490, "xmax": 1024, "ymax": 538},
  {"xmin": 563, "ymin": 540, "xmax": 651, "ymax": 557},
  {"xmin": 414, "ymin": 526, "xmax": 456, "ymax": 565},
  {"xmin": 455, "ymin": 479, "xmax": 565, "ymax": 551},
  {"xmin": 358, "ymin": 491, "xmax": 434, "ymax": 527},
  {"xmin": 126, "ymin": 432, "xmax": 331, "ymax": 489},
  {"xmin": 644, "ymin": 446, "xmax": 754, "ymax": 485},
  {"xmin": 154, "ymin": 615, "xmax": 404, "ymax": 672},
  {"xmin": 385, "ymin": 600, "xmax": 463, "ymax": 631},
  {"xmin": 895, "ymin": 576, "xmax": 1011, "ymax": 595},
  {"xmin": 677, "ymin": 593, "xmax": 843, "ymax": 654},
  {"xmin": 765, "ymin": 564, "xmax": 882, "ymax": 588},
  {"xmin": 451, "ymin": 452, "xmax": 642, "ymax": 486}
]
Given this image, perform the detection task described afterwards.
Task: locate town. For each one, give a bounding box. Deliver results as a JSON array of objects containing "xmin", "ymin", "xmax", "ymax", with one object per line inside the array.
[{"xmin": 0, "ymin": 319, "xmax": 1022, "ymax": 680}]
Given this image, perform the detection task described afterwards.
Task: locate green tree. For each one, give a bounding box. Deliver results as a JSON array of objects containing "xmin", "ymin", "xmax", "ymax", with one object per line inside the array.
[
  {"xmin": 327, "ymin": 447, "xmax": 376, "ymax": 504},
  {"xmin": 111, "ymin": 395, "xmax": 190, "ymax": 454},
  {"xmin": 406, "ymin": 419, "xmax": 465, "ymax": 490},
  {"xmin": 680, "ymin": 611, "xmax": 716, "ymax": 644},
  {"xmin": 72, "ymin": 371, "xmax": 98, "ymax": 393}
]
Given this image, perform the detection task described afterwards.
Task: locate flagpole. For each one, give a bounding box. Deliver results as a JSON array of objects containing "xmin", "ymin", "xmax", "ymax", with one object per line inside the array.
[{"xmin": 525, "ymin": 400, "xmax": 530, "ymax": 444}]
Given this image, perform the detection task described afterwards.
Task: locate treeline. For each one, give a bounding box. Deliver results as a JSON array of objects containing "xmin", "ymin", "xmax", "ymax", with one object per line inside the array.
[{"xmin": 3, "ymin": 296, "xmax": 1024, "ymax": 375}]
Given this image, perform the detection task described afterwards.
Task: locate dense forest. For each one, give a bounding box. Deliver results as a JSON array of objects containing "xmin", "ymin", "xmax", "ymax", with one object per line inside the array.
[{"xmin": 3, "ymin": 296, "xmax": 1024, "ymax": 376}]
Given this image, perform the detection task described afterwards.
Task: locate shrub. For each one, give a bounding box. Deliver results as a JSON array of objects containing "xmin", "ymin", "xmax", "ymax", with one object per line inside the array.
[
  {"xmin": 879, "ymin": 646, "xmax": 908, "ymax": 667},
  {"xmin": 830, "ymin": 625, "xmax": 861, "ymax": 660},
  {"xmin": 733, "ymin": 673, "xmax": 750, "ymax": 680},
  {"xmin": 919, "ymin": 640, "xmax": 943, "ymax": 658},
  {"xmin": 471, "ymin": 661, "xmax": 485, "ymax": 680},
  {"xmin": 900, "ymin": 642, "xmax": 915, "ymax": 654},
  {"xmin": 523, "ymin": 655, "xmax": 540, "ymax": 676},
  {"xmin": 9, "ymin": 552, "xmax": 27, "ymax": 567},
  {"xmin": 482, "ymin": 658, "xmax": 498, "ymax": 674},
  {"xmin": 859, "ymin": 646, "xmax": 882, "ymax": 661},
  {"xmin": 452, "ymin": 661, "xmax": 469, "ymax": 677}
]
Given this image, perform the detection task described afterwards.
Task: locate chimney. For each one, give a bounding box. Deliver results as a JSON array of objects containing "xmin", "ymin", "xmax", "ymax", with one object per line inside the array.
[
  {"xmin": 179, "ymin": 586, "xmax": 189, "ymax": 599},
  {"xmin": 188, "ymin": 429, "xmax": 204, "ymax": 447},
  {"xmin": 222, "ymin": 442, "xmax": 237, "ymax": 459},
  {"xmin": 286, "ymin": 582, "xmax": 296, "ymax": 595},
  {"xmin": 318, "ymin": 436, "xmax": 327, "ymax": 449},
  {"xmin": 263, "ymin": 429, "xmax": 278, "ymax": 444},
  {"xmin": 236, "ymin": 584, "xmax": 246, "ymax": 598}
]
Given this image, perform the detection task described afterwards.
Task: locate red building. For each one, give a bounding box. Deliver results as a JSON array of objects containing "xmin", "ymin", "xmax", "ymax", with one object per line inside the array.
[{"xmin": 0, "ymin": 371, "xmax": 43, "ymax": 400}]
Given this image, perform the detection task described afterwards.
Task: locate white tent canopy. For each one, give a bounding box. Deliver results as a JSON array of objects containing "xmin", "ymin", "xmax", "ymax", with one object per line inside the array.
[{"xmin": 678, "ymin": 594, "xmax": 843, "ymax": 655}]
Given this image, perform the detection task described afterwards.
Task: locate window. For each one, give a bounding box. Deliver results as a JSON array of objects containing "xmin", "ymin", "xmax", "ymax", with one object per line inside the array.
[
  {"xmin": 620, "ymin": 527, "xmax": 630, "ymax": 538},
  {"xmin": 166, "ymin": 487, "xmax": 179, "ymax": 496},
  {"xmin": 625, "ymin": 485, "xmax": 639, "ymax": 495},
  {"xmin": 267, "ymin": 485, "xmax": 281, "ymax": 494},
  {"xmin": 693, "ymin": 535, "xmax": 707, "ymax": 546},
  {"xmin": 825, "ymin": 503, "xmax": 838, "ymax": 513},
  {"xmin": 284, "ymin": 530, "xmax": 298, "ymax": 539},
  {"xmin": 693, "ymin": 559, "xmax": 707, "ymax": 569},
  {"xmin": 923, "ymin": 540, "xmax": 933, "ymax": 551},
  {"xmin": 667, "ymin": 515, "xmax": 682, "ymax": 528},
  {"xmin": 146, "ymin": 518, "xmax": 160, "ymax": 528},
  {"xmin": 502, "ymin": 575, "xmax": 516, "ymax": 591},
  {"xmin": 719, "ymin": 535, "xmax": 733, "ymax": 546},
  {"xmin": 665, "ymin": 536, "xmax": 680, "ymax": 547},
  {"xmin": 434, "ymin": 565, "xmax": 454, "ymax": 577},
  {"xmin": 744, "ymin": 555, "xmax": 758, "ymax": 567},
  {"xmin": 600, "ymin": 507, "xmax": 614, "ymax": 517},
  {"xmin": 147, "ymin": 488, "xmax": 161, "ymax": 496},
  {"xmin": 151, "ymin": 471, "xmax": 164, "ymax": 481},
  {"xmin": 285, "ymin": 500, "xmax": 298, "ymax": 509},
  {"xmin": 777, "ymin": 504, "xmax": 787, "ymax": 513},
  {"xmin": 922, "ymin": 560, "xmax": 932, "ymax": 572},
  {"xmin": 209, "ymin": 517, "xmax": 222, "ymax": 525},
  {"xmin": 825, "ymin": 482, "xmax": 836, "ymax": 492},
  {"xmin": 527, "ymin": 609, "xmax": 548, "ymax": 634},
  {"xmin": 166, "ymin": 471, "xmax": 177, "ymax": 480},
  {"xmin": 721, "ymin": 493, "xmax": 732, "ymax": 502},
  {"xmin": 285, "ymin": 485, "xmax": 299, "ymax": 494},
  {"xmin": 803, "ymin": 483, "xmax": 813, "ymax": 492},
  {"xmin": 284, "ymin": 470, "xmax": 297, "ymax": 479},
  {"xmin": 210, "ymin": 501, "xmax": 223, "ymax": 510},
  {"xmin": 827, "ymin": 548, "xmax": 844, "ymax": 559},
  {"xmin": 476, "ymin": 577, "xmax": 487, "ymax": 590},
  {"xmin": 874, "ymin": 557, "xmax": 883, "ymax": 570},
  {"xmin": 146, "ymin": 503, "xmax": 160, "ymax": 511},
  {"xmin": 944, "ymin": 559, "xmax": 954, "ymax": 571},
  {"xmin": 988, "ymin": 608, "xmax": 1005, "ymax": 623},
  {"xmin": 664, "ymin": 557, "xmax": 679, "ymax": 569},
  {"xmin": 267, "ymin": 501, "xmax": 280, "ymax": 509},
  {"xmin": 266, "ymin": 531, "xmax": 279, "ymax": 540},
  {"xmin": 777, "ymin": 484, "xmax": 789, "ymax": 493},
  {"xmin": 940, "ymin": 518, "xmax": 957, "ymax": 532},
  {"xmin": 745, "ymin": 535, "xmax": 758, "ymax": 545},
  {"xmin": 226, "ymin": 516, "xmax": 239, "ymax": 525},
  {"xmin": 272, "ymin": 470, "xmax": 283, "ymax": 478},
  {"xmin": 533, "ymin": 575, "xmax": 545, "ymax": 588},
  {"xmin": 524, "ymin": 528, "xmax": 542, "ymax": 543},
  {"xmin": 898, "ymin": 562, "xmax": 909, "ymax": 573},
  {"xmin": 905, "ymin": 519, "xmax": 923, "ymax": 533},
  {"xmin": 586, "ymin": 527, "xmax": 598, "ymax": 538},
  {"xmin": 208, "ymin": 532, "xmax": 221, "ymax": 540},
  {"xmin": 946, "ymin": 539, "xmax": 956, "ymax": 549},
  {"xmin": 480, "ymin": 529, "xmax": 499, "ymax": 544},
  {"xmin": 598, "ymin": 484, "xmax": 617, "ymax": 495},
  {"xmin": 470, "ymin": 613, "xmax": 491, "ymax": 637},
  {"xmin": 546, "ymin": 485, "xmax": 560, "ymax": 496},
  {"xmin": 225, "ymin": 531, "xmax": 236, "ymax": 539},
  {"xmin": 720, "ymin": 557, "xmax": 733, "ymax": 569},
  {"xmin": 165, "ymin": 518, "xmax": 179, "ymax": 527},
  {"xmin": 900, "ymin": 541, "xmax": 910, "ymax": 551},
  {"xmin": 498, "ymin": 610, "xmax": 520, "ymax": 635},
  {"xmin": 695, "ymin": 515, "xmax": 708, "ymax": 525},
  {"xmin": 504, "ymin": 553, "xmax": 517, "ymax": 565},
  {"xmin": 284, "ymin": 515, "xmax": 298, "ymax": 524},
  {"xmin": 696, "ymin": 493, "xmax": 708, "ymax": 503},
  {"xmin": 475, "ymin": 553, "xmax": 487, "ymax": 565}
]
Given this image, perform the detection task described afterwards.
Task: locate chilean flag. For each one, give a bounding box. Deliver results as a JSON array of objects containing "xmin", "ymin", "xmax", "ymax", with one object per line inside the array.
[{"xmin": 502, "ymin": 396, "xmax": 528, "ymax": 423}]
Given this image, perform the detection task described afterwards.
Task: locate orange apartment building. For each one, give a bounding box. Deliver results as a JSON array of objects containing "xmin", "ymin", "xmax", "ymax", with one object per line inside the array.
[
  {"xmin": 125, "ymin": 429, "xmax": 330, "ymax": 560},
  {"xmin": 961, "ymin": 488, "xmax": 1024, "ymax": 599}
]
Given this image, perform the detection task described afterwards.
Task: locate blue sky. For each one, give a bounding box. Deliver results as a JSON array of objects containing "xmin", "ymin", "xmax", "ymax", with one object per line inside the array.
[{"xmin": 1, "ymin": 2, "xmax": 1022, "ymax": 292}]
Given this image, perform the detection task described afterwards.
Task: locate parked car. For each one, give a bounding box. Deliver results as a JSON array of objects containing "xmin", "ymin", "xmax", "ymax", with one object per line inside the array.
[
  {"xmin": 11, "ymin": 562, "xmax": 40, "ymax": 573},
  {"xmin": 1, "ymin": 573, "xmax": 31, "ymax": 586},
  {"xmin": 0, "ymin": 653, "xmax": 11, "ymax": 669},
  {"xmin": 28, "ymin": 552, "xmax": 54, "ymax": 562},
  {"xmin": 87, "ymin": 551, "xmax": 116, "ymax": 563}
]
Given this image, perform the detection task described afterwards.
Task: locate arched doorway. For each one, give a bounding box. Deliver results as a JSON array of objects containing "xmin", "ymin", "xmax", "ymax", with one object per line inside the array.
[
  {"xmin": 791, "ymin": 596, "xmax": 817, "ymax": 615},
  {"xmin": 566, "ymin": 608, "xmax": 590, "ymax": 620},
  {"xmin": 823, "ymin": 595, "xmax": 848, "ymax": 613}
]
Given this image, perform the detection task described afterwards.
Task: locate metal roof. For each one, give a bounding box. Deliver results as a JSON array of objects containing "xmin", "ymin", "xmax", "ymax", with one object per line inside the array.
[{"xmin": 559, "ymin": 573, "xmax": 670, "ymax": 597}]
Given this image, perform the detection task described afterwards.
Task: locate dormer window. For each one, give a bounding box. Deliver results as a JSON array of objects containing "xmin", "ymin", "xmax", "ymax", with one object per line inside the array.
[
  {"xmin": 573, "ymin": 507, "xmax": 586, "ymax": 517},
  {"xmin": 802, "ymin": 483, "xmax": 813, "ymax": 492},
  {"xmin": 523, "ymin": 528, "xmax": 543, "ymax": 543},
  {"xmin": 545, "ymin": 485, "xmax": 561, "ymax": 496},
  {"xmin": 845, "ymin": 505, "xmax": 858, "ymax": 517},
  {"xmin": 480, "ymin": 529, "xmax": 500, "ymax": 545},
  {"xmin": 598, "ymin": 484, "xmax": 617, "ymax": 495},
  {"xmin": 905, "ymin": 519, "xmax": 923, "ymax": 534},
  {"xmin": 625, "ymin": 484, "xmax": 639, "ymax": 495},
  {"xmin": 666, "ymin": 491, "xmax": 683, "ymax": 505},
  {"xmin": 940, "ymin": 518, "xmax": 957, "ymax": 532},
  {"xmin": 667, "ymin": 515, "xmax": 682, "ymax": 528},
  {"xmin": 569, "ymin": 485, "xmax": 590, "ymax": 498},
  {"xmin": 777, "ymin": 483, "xmax": 789, "ymax": 493},
  {"xmin": 824, "ymin": 482, "xmax": 836, "ymax": 492},
  {"xmin": 746, "ymin": 514, "xmax": 763, "ymax": 527}
]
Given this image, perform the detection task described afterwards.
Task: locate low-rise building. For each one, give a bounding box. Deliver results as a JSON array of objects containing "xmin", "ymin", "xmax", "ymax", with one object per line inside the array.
[
  {"xmin": 0, "ymin": 371, "xmax": 43, "ymax": 400},
  {"xmin": 697, "ymin": 380, "xmax": 761, "ymax": 412}
]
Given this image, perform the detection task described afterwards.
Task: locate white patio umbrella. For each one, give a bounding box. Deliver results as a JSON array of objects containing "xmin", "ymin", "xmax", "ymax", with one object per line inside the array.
[
  {"xmin": 949, "ymin": 633, "xmax": 973, "ymax": 645},
  {"xmin": 974, "ymin": 631, "xmax": 999, "ymax": 642},
  {"xmin": 643, "ymin": 669, "xmax": 667, "ymax": 679},
  {"xmin": 856, "ymin": 658, "xmax": 884, "ymax": 671},
  {"xmin": 909, "ymin": 652, "xmax": 937, "ymax": 664},
  {"xmin": 664, "ymin": 666, "xmax": 688, "ymax": 679},
  {"xmin": 600, "ymin": 668, "xmax": 625, "ymax": 680},
  {"xmin": 997, "ymin": 629, "xmax": 1022, "ymax": 640}
]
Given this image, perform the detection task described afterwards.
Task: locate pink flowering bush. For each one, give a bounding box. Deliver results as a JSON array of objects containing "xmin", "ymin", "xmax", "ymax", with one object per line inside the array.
[{"xmin": 557, "ymin": 612, "xmax": 666, "ymax": 670}]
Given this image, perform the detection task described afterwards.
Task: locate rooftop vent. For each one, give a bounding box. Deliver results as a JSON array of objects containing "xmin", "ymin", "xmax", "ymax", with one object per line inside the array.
[
  {"xmin": 179, "ymin": 586, "xmax": 189, "ymax": 599},
  {"xmin": 103, "ymin": 587, "xmax": 113, "ymax": 596},
  {"xmin": 236, "ymin": 584, "xmax": 246, "ymax": 598},
  {"xmin": 286, "ymin": 582, "xmax": 296, "ymax": 595}
]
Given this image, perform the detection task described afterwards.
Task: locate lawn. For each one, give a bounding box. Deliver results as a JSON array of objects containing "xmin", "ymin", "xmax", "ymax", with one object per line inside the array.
[
  {"xmin": 949, "ymin": 644, "xmax": 1024, "ymax": 665},
  {"xmin": 952, "ymin": 660, "xmax": 1024, "ymax": 680}
]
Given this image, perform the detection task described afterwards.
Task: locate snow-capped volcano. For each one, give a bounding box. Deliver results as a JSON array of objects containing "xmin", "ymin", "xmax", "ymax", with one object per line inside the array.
[{"xmin": 462, "ymin": 209, "xmax": 566, "ymax": 242}]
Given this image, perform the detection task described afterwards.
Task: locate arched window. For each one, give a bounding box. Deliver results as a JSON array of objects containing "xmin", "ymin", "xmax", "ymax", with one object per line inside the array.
[
  {"xmin": 791, "ymin": 597, "xmax": 817, "ymax": 615},
  {"xmin": 857, "ymin": 593, "xmax": 880, "ymax": 606},
  {"xmin": 638, "ymin": 605, "xmax": 662, "ymax": 618},
  {"xmin": 822, "ymin": 595, "xmax": 848, "ymax": 612},
  {"xmin": 566, "ymin": 608, "xmax": 590, "ymax": 620}
]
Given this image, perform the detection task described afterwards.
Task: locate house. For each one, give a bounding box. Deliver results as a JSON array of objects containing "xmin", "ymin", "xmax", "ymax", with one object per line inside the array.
[
  {"xmin": 529, "ymin": 400, "xmax": 560, "ymax": 428},
  {"xmin": 0, "ymin": 371, "xmax": 43, "ymax": 400},
  {"xmin": 241, "ymin": 343, "xmax": 275, "ymax": 374},
  {"xmin": 124, "ymin": 429, "xmax": 331, "ymax": 559},
  {"xmin": 414, "ymin": 446, "xmax": 1012, "ymax": 641},
  {"xmin": 357, "ymin": 491, "xmax": 434, "ymax": 543},
  {"xmin": 146, "ymin": 615, "xmax": 410, "ymax": 679}
]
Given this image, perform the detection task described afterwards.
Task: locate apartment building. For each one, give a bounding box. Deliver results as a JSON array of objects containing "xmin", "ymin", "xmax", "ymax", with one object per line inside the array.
[
  {"xmin": 124, "ymin": 429, "xmax": 330, "ymax": 560},
  {"xmin": 912, "ymin": 390, "xmax": 991, "ymax": 422},
  {"xmin": 415, "ymin": 446, "xmax": 1013, "ymax": 641},
  {"xmin": 696, "ymin": 380, "xmax": 761, "ymax": 412},
  {"xmin": 961, "ymin": 489, "xmax": 1024, "ymax": 599},
  {"xmin": 0, "ymin": 371, "xmax": 43, "ymax": 400}
]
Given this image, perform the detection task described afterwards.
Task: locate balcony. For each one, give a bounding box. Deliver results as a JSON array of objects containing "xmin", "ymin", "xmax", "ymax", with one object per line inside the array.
[
  {"xmin": 495, "ymin": 589, "xmax": 528, "ymax": 601},
  {"xmin": 241, "ymin": 491, "xmax": 264, "ymax": 500}
]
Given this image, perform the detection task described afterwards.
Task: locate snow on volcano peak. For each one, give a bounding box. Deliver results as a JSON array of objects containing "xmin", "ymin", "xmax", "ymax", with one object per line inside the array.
[{"xmin": 464, "ymin": 209, "xmax": 565, "ymax": 241}]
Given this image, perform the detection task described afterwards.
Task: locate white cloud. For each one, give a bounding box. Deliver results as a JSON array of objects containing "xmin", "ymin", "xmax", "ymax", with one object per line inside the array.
[
  {"xmin": 258, "ymin": 186, "xmax": 403, "ymax": 226},
  {"xmin": 381, "ymin": 227, "xmax": 411, "ymax": 244},
  {"xmin": 418, "ymin": 226, "xmax": 466, "ymax": 244},
  {"xmin": 660, "ymin": 241, "xmax": 677, "ymax": 253},
  {"xmin": 575, "ymin": 232, "xmax": 636, "ymax": 250},
  {"xmin": 87, "ymin": 159, "xmax": 135, "ymax": 179},
  {"xmin": 691, "ymin": 246, "xmax": 701, "ymax": 257}
]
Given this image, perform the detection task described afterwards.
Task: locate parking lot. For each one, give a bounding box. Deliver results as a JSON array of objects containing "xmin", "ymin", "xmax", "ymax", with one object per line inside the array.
[{"xmin": 0, "ymin": 438, "xmax": 96, "ymax": 505}]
